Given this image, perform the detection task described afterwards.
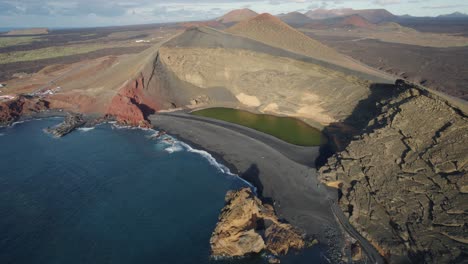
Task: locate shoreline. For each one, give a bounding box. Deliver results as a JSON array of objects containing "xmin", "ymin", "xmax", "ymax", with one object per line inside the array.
[
  {"xmin": 149, "ymin": 112, "xmax": 385, "ymax": 263},
  {"xmin": 149, "ymin": 113, "xmax": 340, "ymax": 236},
  {"xmin": 0, "ymin": 112, "xmax": 384, "ymax": 262}
]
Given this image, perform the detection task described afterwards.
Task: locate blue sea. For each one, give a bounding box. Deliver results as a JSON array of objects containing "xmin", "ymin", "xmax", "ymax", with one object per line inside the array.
[{"xmin": 0, "ymin": 118, "xmax": 325, "ymax": 264}]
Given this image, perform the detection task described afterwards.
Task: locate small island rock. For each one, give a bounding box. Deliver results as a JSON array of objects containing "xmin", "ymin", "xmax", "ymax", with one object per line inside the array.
[{"xmin": 210, "ymin": 188, "xmax": 306, "ymax": 258}]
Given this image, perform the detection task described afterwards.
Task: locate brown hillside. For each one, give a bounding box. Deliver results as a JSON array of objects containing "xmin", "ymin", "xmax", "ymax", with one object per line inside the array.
[
  {"xmin": 305, "ymin": 8, "xmax": 354, "ymax": 20},
  {"xmin": 226, "ymin": 13, "xmax": 384, "ymax": 76},
  {"xmin": 306, "ymin": 8, "xmax": 395, "ymax": 23},
  {"xmin": 304, "ymin": 15, "xmax": 376, "ymax": 30},
  {"xmin": 217, "ymin": 8, "xmax": 258, "ymax": 24},
  {"xmin": 227, "ymin": 13, "xmax": 343, "ymax": 62},
  {"xmin": 278, "ymin": 11, "xmax": 312, "ymax": 26},
  {"xmin": 341, "ymin": 15, "xmax": 376, "ymax": 29}
]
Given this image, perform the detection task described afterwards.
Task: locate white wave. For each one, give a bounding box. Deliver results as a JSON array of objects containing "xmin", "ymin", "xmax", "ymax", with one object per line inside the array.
[
  {"xmin": 164, "ymin": 143, "xmax": 184, "ymax": 153},
  {"xmin": 5, "ymin": 117, "xmax": 52, "ymax": 128},
  {"xmin": 179, "ymin": 141, "xmax": 256, "ymax": 191},
  {"xmin": 96, "ymin": 124, "xmax": 256, "ymax": 191},
  {"xmin": 146, "ymin": 130, "xmax": 165, "ymax": 140},
  {"xmin": 78, "ymin": 127, "xmax": 95, "ymax": 132},
  {"xmin": 111, "ymin": 123, "xmax": 153, "ymax": 131},
  {"xmin": 11, "ymin": 121, "xmax": 25, "ymax": 126},
  {"xmin": 0, "ymin": 133, "xmax": 4, "ymax": 136},
  {"xmin": 179, "ymin": 142, "xmax": 232, "ymax": 174}
]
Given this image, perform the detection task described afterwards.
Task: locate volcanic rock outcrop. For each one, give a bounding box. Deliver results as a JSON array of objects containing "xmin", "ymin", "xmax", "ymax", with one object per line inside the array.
[
  {"xmin": 319, "ymin": 81, "xmax": 468, "ymax": 263},
  {"xmin": 0, "ymin": 95, "xmax": 49, "ymax": 126},
  {"xmin": 106, "ymin": 73, "xmax": 158, "ymax": 128},
  {"xmin": 210, "ymin": 188, "xmax": 306, "ymax": 258},
  {"xmin": 45, "ymin": 113, "xmax": 85, "ymax": 137}
]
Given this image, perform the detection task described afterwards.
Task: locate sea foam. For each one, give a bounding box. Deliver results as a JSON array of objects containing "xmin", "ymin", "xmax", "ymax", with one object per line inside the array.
[
  {"xmin": 179, "ymin": 142, "xmax": 232, "ymax": 175},
  {"xmin": 179, "ymin": 141, "xmax": 256, "ymax": 191},
  {"xmin": 78, "ymin": 127, "xmax": 95, "ymax": 132},
  {"xmin": 11, "ymin": 121, "xmax": 25, "ymax": 126},
  {"xmin": 111, "ymin": 124, "xmax": 256, "ymax": 190},
  {"xmin": 164, "ymin": 142, "xmax": 184, "ymax": 153}
]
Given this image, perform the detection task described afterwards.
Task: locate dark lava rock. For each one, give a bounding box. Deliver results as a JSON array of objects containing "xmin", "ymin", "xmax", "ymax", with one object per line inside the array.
[
  {"xmin": 319, "ymin": 81, "xmax": 467, "ymax": 263},
  {"xmin": 45, "ymin": 113, "xmax": 85, "ymax": 137}
]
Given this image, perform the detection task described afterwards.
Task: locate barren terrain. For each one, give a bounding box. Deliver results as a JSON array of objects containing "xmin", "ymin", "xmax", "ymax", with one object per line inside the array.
[
  {"xmin": 0, "ymin": 25, "xmax": 180, "ymax": 82},
  {"xmin": 301, "ymin": 23, "xmax": 468, "ymax": 48},
  {"xmin": 306, "ymin": 34, "xmax": 468, "ymax": 100},
  {"xmin": 0, "ymin": 10, "xmax": 467, "ymax": 263}
]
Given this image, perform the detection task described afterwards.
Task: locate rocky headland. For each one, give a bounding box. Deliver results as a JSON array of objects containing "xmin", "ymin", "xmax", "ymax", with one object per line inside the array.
[
  {"xmin": 0, "ymin": 95, "xmax": 49, "ymax": 126},
  {"xmin": 210, "ymin": 188, "xmax": 309, "ymax": 262},
  {"xmin": 106, "ymin": 73, "xmax": 159, "ymax": 128},
  {"xmin": 44, "ymin": 113, "xmax": 86, "ymax": 137},
  {"xmin": 319, "ymin": 81, "xmax": 467, "ymax": 263}
]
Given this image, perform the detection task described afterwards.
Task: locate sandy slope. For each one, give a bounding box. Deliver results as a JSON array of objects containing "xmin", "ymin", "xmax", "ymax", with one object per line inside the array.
[{"xmin": 227, "ymin": 13, "xmax": 391, "ymax": 79}]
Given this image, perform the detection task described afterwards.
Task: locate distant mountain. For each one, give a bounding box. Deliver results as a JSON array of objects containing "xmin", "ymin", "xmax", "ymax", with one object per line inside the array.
[
  {"xmin": 305, "ymin": 8, "xmax": 354, "ymax": 20},
  {"xmin": 400, "ymin": 14, "xmax": 413, "ymax": 18},
  {"xmin": 305, "ymin": 8, "xmax": 396, "ymax": 23},
  {"xmin": 304, "ymin": 14, "xmax": 376, "ymax": 30},
  {"xmin": 217, "ymin": 8, "xmax": 258, "ymax": 24},
  {"xmin": 178, "ymin": 20, "xmax": 226, "ymax": 30},
  {"xmin": 277, "ymin": 11, "xmax": 312, "ymax": 26},
  {"xmin": 438, "ymin": 12, "xmax": 468, "ymax": 18}
]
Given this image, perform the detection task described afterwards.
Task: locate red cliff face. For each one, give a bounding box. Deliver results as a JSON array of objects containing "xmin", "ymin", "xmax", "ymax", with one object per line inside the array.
[
  {"xmin": 0, "ymin": 96, "xmax": 49, "ymax": 125},
  {"xmin": 106, "ymin": 73, "xmax": 159, "ymax": 128}
]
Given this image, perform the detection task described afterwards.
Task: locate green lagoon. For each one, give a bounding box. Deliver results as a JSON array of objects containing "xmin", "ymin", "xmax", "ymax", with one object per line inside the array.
[{"xmin": 192, "ymin": 107, "xmax": 324, "ymax": 146}]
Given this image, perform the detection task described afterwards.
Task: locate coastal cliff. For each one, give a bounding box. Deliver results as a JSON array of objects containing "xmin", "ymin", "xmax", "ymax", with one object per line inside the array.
[
  {"xmin": 319, "ymin": 82, "xmax": 467, "ymax": 263},
  {"xmin": 210, "ymin": 188, "xmax": 307, "ymax": 261},
  {"xmin": 106, "ymin": 73, "xmax": 159, "ymax": 128},
  {"xmin": 0, "ymin": 95, "xmax": 49, "ymax": 126}
]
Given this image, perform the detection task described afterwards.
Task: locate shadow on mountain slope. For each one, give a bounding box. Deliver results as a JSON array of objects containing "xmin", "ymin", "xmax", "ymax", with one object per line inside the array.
[{"xmin": 316, "ymin": 81, "xmax": 399, "ymax": 168}]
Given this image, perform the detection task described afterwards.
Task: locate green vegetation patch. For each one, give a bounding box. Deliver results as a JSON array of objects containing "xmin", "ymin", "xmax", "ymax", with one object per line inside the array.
[
  {"xmin": 0, "ymin": 44, "xmax": 130, "ymax": 64},
  {"xmin": 192, "ymin": 107, "xmax": 325, "ymax": 146},
  {"xmin": 0, "ymin": 36, "xmax": 42, "ymax": 48}
]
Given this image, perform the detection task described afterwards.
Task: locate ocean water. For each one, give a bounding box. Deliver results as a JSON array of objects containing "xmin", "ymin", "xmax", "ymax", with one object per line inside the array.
[{"xmin": 0, "ymin": 118, "xmax": 325, "ymax": 264}]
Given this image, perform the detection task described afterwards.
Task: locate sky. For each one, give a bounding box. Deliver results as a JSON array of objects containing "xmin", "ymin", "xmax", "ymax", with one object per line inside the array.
[{"xmin": 0, "ymin": 0, "xmax": 467, "ymax": 28}]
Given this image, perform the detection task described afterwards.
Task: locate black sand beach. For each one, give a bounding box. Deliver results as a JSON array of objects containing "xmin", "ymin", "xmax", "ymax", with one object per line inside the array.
[
  {"xmin": 150, "ymin": 112, "xmax": 336, "ymax": 236},
  {"xmin": 150, "ymin": 112, "xmax": 386, "ymax": 263}
]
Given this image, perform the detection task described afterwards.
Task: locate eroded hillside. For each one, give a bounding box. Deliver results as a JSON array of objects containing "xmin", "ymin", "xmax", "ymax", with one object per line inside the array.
[{"xmin": 159, "ymin": 46, "xmax": 370, "ymax": 125}]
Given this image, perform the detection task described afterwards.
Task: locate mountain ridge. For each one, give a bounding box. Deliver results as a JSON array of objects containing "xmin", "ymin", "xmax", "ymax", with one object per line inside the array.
[
  {"xmin": 305, "ymin": 8, "xmax": 396, "ymax": 23},
  {"xmin": 216, "ymin": 8, "xmax": 258, "ymax": 24}
]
